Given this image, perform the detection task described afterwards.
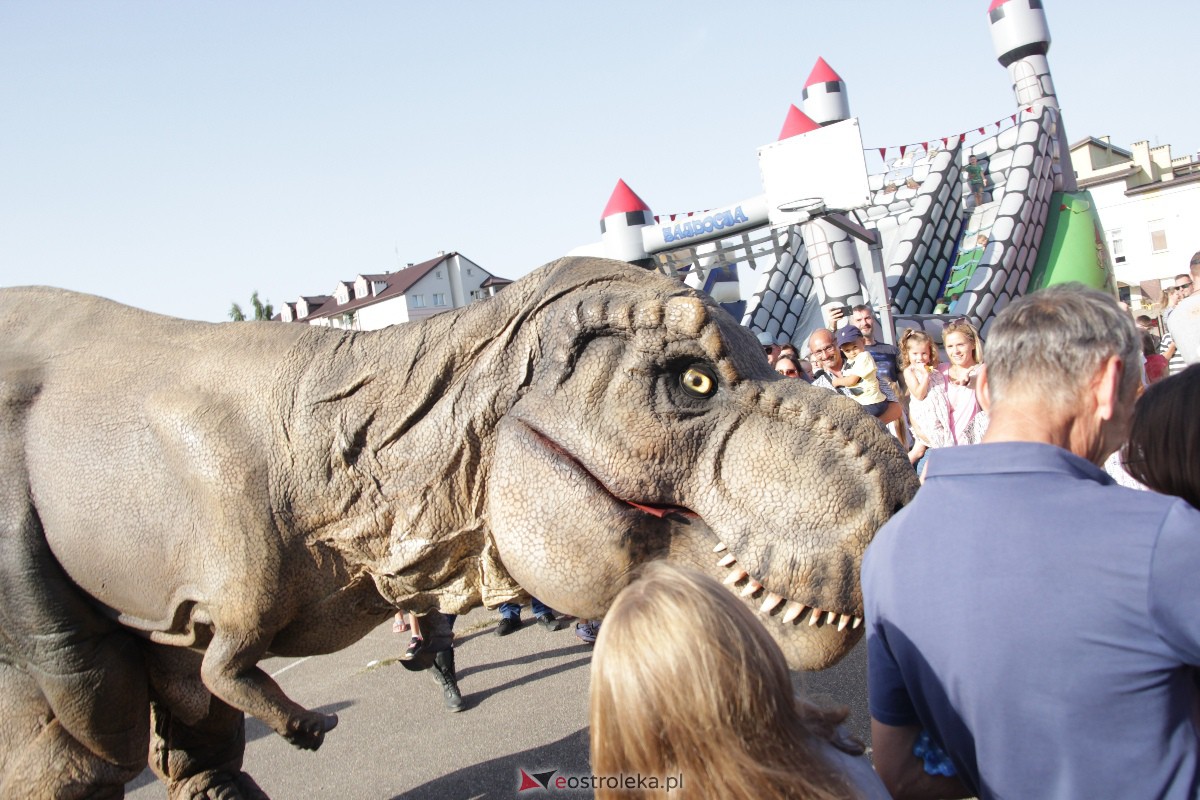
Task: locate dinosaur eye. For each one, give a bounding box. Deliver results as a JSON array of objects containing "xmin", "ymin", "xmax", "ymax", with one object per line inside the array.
[{"xmin": 679, "ymin": 364, "xmax": 718, "ymax": 398}]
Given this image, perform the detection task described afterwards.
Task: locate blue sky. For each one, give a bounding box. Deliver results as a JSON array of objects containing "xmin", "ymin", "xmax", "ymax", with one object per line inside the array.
[{"xmin": 2, "ymin": 1, "xmax": 1194, "ymax": 321}]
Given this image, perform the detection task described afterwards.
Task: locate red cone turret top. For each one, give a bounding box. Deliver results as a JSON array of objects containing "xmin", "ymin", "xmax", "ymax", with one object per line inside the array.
[
  {"xmin": 602, "ymin": 179, "xmax": 651, "ymax": 219},
  {"xmin": 778, "ymin": 105, "xmax": 820, "ymax": 140},
  {"xmin": 804, "ymin": 57, "xmax": 842, "ymax": 88}
]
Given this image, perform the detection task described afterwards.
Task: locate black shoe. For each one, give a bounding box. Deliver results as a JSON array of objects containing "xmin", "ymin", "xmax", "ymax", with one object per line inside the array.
[
  {"xmin": 537, "ymin": 613, "xmax": 566, "ymax": 631},
  {"xmin": 495, "ymin": 617, "xmax": 523, "ymax": 636},
  {"xmin": 428, "ymin": 649, "xmax": 463, "ymax": 712},
  {"xmin": 401, "ymin": 636, "xmax": 425, "ymax": 660}
]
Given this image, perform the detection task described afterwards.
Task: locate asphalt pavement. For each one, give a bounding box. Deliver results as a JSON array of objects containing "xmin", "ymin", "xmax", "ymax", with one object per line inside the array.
[{"xmin": 126, "ymin": 607, "xmax": 872, "ymax": 800}]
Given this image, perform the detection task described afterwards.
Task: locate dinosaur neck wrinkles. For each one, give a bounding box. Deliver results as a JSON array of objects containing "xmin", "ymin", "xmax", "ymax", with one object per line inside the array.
[{"xmin": 269, "ymin": 275, "xmax": 551, "ymax": 613}]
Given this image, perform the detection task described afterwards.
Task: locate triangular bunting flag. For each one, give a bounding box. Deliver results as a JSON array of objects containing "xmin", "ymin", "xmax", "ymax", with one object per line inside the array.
[
  {"xmin": 943, "ymin": 137, "xmax": 949, "ymax": 148},
  {"xmin": 959, "ymin": 133, "xmax": 966, "ymax": 143},
  {"xmin": 900, "ymin": 145, "xmax": 907, "ymax": 158},
  {"xmin": 879, "ymin": 147, "xmax": 887, "ymax": 161},
  {"xmin": 979, "ymin": 127, "xmax": 986, "ymax": 135},
  {"xmin": 1011, "ymin": 114, "xmax": 1017, "ymax": 124}
]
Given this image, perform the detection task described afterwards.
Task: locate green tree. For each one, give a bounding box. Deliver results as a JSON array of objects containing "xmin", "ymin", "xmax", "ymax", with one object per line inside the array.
[{"xmin": 229, "ymin": 291, "xmax": 274, "ymax": 321}]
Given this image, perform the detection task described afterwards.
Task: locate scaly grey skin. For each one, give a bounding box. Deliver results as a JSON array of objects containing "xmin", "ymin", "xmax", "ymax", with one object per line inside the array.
[{"xmin": 0, "ymin": 257, "xmax": 917, "ymax": 798}]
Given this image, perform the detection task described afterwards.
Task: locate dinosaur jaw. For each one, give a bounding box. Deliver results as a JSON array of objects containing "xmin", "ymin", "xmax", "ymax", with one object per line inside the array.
[
  {"xmin": 700, "ymin": 538, "xmax": 867, "ymax": 670},
  {"xmin": 712, "ymin": 540, "xmax": 863, "ymax": 632},
  {"xmin": 489, "ymin": 417, "xmax": 864, "ymax": 669}
]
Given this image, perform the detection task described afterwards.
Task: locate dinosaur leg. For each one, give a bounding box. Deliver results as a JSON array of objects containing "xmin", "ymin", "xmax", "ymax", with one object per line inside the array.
[
  {"xmin": 145, "ymin": 645, "xmax": 268, "ymax": 800},
  {"xmin": 0, "ymin": 661, "xmax": 139, "ymax": 800},
  {"xmin": 0, "ymin": 394, "xmax": 148, "ymax": 790}
]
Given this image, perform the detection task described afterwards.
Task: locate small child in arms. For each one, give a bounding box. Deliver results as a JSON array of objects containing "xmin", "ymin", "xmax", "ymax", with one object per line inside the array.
[
  {"xmin": 899, "ymin": 328, "xmax": 954, "ymax": 469},
  {"xmin": 833, "ymin": 325, "xmax": 890, "ymax": 418}
]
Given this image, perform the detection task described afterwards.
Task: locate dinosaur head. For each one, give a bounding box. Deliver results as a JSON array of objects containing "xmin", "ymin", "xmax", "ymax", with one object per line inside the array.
[{"xmin": 486, "ymin": 258, "xmax": 918, "ymax": 670}]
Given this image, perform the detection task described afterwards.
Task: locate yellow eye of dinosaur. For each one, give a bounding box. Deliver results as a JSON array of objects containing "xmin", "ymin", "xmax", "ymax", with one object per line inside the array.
[{"xmin": 680, "ymin": 365, "xmax": 717, "ymax": 398}]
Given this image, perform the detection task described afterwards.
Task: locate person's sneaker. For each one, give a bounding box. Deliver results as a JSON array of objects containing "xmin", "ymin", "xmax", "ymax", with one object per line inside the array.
[
  {"xmin": 537, "ymin": 613, "xmax": 565, "ymax": 632},
  {"xmin": 401, "ymin": 636, "xmax": 425, "ymax": 660},
  {"xmin": 574, "ymin": 620, "xmax": 599, "ymax": 645},
  {"xmin": 495, "ymin": 616, "xmax": 523, "ymax": 636}
]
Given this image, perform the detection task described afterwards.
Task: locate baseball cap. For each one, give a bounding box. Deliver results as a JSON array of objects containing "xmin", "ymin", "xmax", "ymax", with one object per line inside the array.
[
  {"xmin": 756, "ymin": 331, "xmax": 775, "ymax": 346},
  {"xmin": 836, "ymin": 325, "xmax": 864, "ymax": 347}
]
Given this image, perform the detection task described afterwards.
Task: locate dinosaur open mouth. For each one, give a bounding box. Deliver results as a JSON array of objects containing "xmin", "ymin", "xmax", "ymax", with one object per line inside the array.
[
  {"xmin": 518, "ymin": 420, "xmax": 860, "ymax": 632},
  {"xmin": 712, "ymin": 541, "xmax": 863, "ymax": 632},
  {"xmin": 520, "ymin": 421, "xmax": 697, "ymax": 521}
]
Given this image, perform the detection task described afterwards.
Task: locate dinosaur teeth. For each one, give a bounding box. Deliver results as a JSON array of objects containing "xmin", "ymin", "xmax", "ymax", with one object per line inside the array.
[
  {"xmin": 760, "ymin": 592, "xmax": 784, "ymax": 613},
  {"xmin": 719, "ymin": 567, "xmax": 860, "ymax": 633},
  {"xmin": 712, "ymin": 542, "xmax": 728, "ymax": 553},
  {"xmin": 781, "ymin": 602, "xmax": 807, "ymax": 624}
]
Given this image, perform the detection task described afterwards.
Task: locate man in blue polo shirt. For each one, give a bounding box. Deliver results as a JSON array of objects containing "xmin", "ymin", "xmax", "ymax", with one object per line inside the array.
[{"xmin": 863, "ymin": 284, "xmax": 1200, "ymax": 799}]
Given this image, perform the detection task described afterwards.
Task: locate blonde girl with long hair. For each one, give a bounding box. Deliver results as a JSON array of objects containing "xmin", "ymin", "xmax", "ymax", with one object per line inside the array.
[
  {"xmin": 938, "ymin": 317, "xmax": 988, "ymax": 444},
  {"xmin": 589, "ymin": 562, "xmax": 888, "ymax": 800}
]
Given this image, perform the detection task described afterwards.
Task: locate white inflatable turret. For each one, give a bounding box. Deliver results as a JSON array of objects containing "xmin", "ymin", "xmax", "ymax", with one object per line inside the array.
[
  {"xmin": 600, "ymin": 179, "xmax": 654, "ymax": 264},
  {"xmin": 987, "ymin": 0, "xmax": 1075, "ymax": 190},
  {"xmin": 802, "ymin": 57, "xmax": 849, "ymax": 127}
]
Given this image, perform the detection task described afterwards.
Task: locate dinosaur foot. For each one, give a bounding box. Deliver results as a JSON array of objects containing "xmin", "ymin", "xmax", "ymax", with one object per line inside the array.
[
  {"xmin": 169, "ymin": 769, "xmax": 270, "ymax": 800},
  {"xmin": 283, "ymin": 710, "xmax": 338, "ymax": 751}
]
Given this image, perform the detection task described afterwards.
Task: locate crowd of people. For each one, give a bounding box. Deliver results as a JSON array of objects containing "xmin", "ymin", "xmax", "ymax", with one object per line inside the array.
[{"xmin": 766, "ymin": 304, "xmax": 990, "ymax": 480}]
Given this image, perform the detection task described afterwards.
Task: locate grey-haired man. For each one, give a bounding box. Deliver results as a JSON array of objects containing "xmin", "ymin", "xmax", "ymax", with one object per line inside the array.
[{"xmin": 865, "ymin": 284, "xmax": 1200, "ymax": 799}]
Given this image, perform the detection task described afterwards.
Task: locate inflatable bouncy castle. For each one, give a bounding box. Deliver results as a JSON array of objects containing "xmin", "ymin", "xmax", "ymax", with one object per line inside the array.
[{"xmin": 570, "ymin": 0, "xmax": 1115, "ymax": 346}]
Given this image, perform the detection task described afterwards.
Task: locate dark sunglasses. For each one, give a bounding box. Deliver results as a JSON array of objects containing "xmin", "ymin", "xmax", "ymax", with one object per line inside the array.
[{"xmin": 1177, "ymin": 282, "xmax": 1194, "ymax": 290}]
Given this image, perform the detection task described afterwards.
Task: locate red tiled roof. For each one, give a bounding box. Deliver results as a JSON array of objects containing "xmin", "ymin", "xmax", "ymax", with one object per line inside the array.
[
  {"xmin": 287, "ymin": 253, "xmax": 512, "ymax": 322},
  {"xmin": 301, "ymin": 255, "xmax": 449, "ymax": 319}
]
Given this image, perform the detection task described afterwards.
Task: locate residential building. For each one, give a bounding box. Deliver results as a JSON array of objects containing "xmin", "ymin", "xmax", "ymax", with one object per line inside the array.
[
  {"xmin": 278, "ymin": 252, "xmax": 511, "ymax": 331},
  {"xmin": 1072, "ymin": 136, "xmax": 1200, "ymax": 312}
]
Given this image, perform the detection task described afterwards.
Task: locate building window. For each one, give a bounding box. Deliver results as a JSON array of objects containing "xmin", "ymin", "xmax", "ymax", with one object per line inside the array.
[
  {"xmin": 1109, "ymin": 229, "xmax": 1125, "ymax": 263},
  {"xmin": 467, "ymin": 268, "xmax": 473, "ymax": 276},
  {"xmin": 1149, "ymin": 220, "xmax": 1167, "ymax": 253},
  {"xmin": 412, "ymin": 294, "xmax": 425, "ymax": 308},
  {"xmin": 436, "ymin": 270, "xmax": 442, "ymax": 279},
  {"xmin": 433, "ymin": 293, "xmax": 447, "ymax": 306}
]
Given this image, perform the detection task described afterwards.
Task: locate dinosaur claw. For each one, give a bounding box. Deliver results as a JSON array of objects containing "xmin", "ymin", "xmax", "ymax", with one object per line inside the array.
[{"xmin": 284, "ymin": 711, "xmax": 338, "ymax": 751}]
